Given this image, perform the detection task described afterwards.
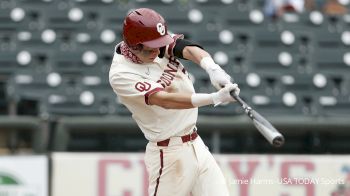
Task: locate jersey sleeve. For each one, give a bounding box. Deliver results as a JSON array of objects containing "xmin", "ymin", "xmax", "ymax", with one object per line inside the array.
[
  {"xmin": 163, "ymin": 34, "xmax": 184, "ymax": 58},
  {"xmin": 109, "ymin": 73, "xmax": 164, "ymax": 105}
]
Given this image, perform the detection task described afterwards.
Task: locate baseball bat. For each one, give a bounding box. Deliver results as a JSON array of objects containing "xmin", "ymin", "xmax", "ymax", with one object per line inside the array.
[{"xmin": 230, "ymin": 91, "xmax": 285, "ymax": 147}]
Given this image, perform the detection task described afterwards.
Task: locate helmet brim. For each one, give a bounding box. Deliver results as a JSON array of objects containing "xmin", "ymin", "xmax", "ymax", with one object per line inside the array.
[{"xmin": 142, "ymin": 34, "xmax": 174, "ymax": 48}]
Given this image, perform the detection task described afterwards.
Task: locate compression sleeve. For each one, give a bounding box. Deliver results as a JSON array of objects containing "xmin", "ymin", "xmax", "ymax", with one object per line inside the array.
[{"xmin": 173, "ymin": 39, "xmax": 204, "ymax": 59}]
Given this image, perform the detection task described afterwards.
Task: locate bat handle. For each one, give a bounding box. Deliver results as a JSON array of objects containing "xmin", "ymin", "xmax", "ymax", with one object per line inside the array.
[
  {"xmin": 230, "ymin": 90, "xmax": 254, "ymax": 119},
  {"xmin": 230, "ymin": 90, "xmax": 244, "ymax": 106},
  {"xmin": 229, "ymin": 90, "xmax": 238, "ymax": 99}
]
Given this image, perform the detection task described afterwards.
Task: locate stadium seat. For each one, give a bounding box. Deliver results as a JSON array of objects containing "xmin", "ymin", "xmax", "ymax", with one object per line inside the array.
[
  {"xmin": 1, "ymin": 0, "xmax": 350, "ymax": 154},
  {"xmin": 0, "ymin": 52, "xmax": 16, "ymax": 76},
  {"xmin": 253, "ymin": 29, "xmax": 292, "ymax": 49},
  {"xmin": 6, "ymin": 70, "xmax": 48, "ymax": 100},
  {"xmin": 248, "ymin": 47, "xmax": 297, "ymax": 73},
  {"xmin": 314, "ymin": 30, "xmax": 344, "ymax": 48},
  {"xmin": 318, "ymin": 94, "xmax": 350, "ymax": 116},
  {"xmin": 312, "ymin": 48, "xmax": 349, "ymax": 70}
]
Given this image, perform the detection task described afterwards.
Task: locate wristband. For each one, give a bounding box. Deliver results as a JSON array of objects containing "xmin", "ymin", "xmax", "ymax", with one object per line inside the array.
[
  {"xmin": 210, "ymin": 92, "xmax": 222, "ymax": 107},
  {"xmin": 191, "ymin": 93, "xmax": 214, "ymax": 107}
]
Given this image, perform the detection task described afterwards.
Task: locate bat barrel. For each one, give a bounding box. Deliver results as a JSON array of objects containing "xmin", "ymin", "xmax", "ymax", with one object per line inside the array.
[
  {"xmin": 230, "ymin": 90, "xmax": 285, "ymax": 148},
  {"xmin": 272, "ymin": 136, "xmax": 285, "ymax": 147}
]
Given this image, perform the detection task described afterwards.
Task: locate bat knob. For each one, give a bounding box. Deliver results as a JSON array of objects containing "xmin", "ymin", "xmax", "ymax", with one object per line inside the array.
[{"xmin": 272, "ymin": 136, "xmax": 285, "ymax": 147}]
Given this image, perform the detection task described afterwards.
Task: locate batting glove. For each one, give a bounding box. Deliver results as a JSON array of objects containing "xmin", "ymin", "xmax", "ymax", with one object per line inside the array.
[
  {"xmin": 211, "ymin": 83, "xmax": 240, "ymax": 106},
  {"xmin": 200, "ymin": 57, "xmax": 232, "ymax": 90}
]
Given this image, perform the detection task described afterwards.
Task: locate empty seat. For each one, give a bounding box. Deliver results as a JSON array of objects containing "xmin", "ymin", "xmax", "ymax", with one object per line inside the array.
[
  {"xmin": 253, "ymin": 30, "xmax": 284, "ymax": 47},
  {"xmin": 42, "ymin": 5, "xmax": 88, "ymax": 30},
  {"xmin": 98, "ymin": 5, "xmax": 130, "ymax": 25},
  {"xmin": 248, "ymin": 48, "xmax": 298, "ymax": 74},
  {"xmin": 318, "ymin": 94, "xmax": 350, "ymax": 116},
  {"xmin": 0, "ymin": 52, "xmax": 17, "ymax": 76},
  {"xmin": 250, "ymin": 91, "xmax": 305, "ymax": 116},
  {"xmin": 41, "ymin": 84, "xmax": 130, "ymax": 117},
  {"xmin": 312, "ymin": 48, "xmax": 349, "ymax": 70},
  {"xmin": 314, "ymin": 30, "xmax": 344, "ymax": 48}
]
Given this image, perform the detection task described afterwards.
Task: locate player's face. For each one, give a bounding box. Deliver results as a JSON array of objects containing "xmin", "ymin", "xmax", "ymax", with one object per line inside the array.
[{"xmin": 135, "ymin": 46, "xmax": 160, "ymax": 63}]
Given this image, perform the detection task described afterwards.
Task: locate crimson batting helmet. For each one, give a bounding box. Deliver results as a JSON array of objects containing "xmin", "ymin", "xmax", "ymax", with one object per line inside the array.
[{"xmin": 123, "ymin": 8, "xmax": 173, "ymax": 48}]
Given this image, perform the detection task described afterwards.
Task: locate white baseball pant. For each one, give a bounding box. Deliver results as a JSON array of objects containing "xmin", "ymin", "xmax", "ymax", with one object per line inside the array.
[{"xmin": 144, "ymin": 135, "xmax": 230, "ymax": 196}]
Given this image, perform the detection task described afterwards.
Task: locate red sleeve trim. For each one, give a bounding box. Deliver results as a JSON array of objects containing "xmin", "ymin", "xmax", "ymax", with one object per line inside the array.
[
  {"xmin": 167, "ymin": 34, "xmax": 184, "ymax": 56},
  {"xmin": 145, "ymin": 87, "xmax": 164, "ymax": 105}
]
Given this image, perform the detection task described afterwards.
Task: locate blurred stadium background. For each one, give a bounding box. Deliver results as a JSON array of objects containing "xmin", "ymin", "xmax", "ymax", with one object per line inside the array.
[{"xmin": 0, "ymin": 0, "xmax": 350, "ymax": 195}]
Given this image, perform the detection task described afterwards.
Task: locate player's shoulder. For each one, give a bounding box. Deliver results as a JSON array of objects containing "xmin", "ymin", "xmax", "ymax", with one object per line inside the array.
[
  {"xmin": 110, "ymin": 47, "xmax": 142, "ymax": 74},
  {"xmin": 109, "ymin": 60, "xmax": 142, "ymax": 80},
  {"xmin": 109, "ymin": 56, "xmax": 146, "ymax": 83}
]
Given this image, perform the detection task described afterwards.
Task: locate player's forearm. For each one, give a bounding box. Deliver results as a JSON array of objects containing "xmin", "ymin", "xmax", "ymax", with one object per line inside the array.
[
  {"xmin": 149, "ymin": 92, "xmax": 195, "ymax": 109},
  {"xmin": 182, "ymin": 46, "xmax": 210, "ymax": 65},
  {"xmin": 149, "ymin": 91, "xmax": 218, "ymax": 109},
  {"xmin": 183, "ymin": 46, "xmax": 231, "ymax": 89},
  {"xmin": 182, "ymin": 46, "xmax": 230, "ymax": 76},
  {"xmin": 148, "ymin": 84, "xmax": 238, "ymax": 109}
]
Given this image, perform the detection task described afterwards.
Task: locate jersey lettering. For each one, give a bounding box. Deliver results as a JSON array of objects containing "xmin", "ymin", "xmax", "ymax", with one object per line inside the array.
[
  {"xmin": 164, "ymin": 64, "xmax": 177, "ymax": 77},
  {"xmin": 169, "ymin": 56, "xmax": 180, "ymax": 66},
  {"xmin": 135, "ymin": 82, "xmax": 151, "ymax": 92},
  {"xmin": 158, "ymin": 76, "xmax": 172, "ymax": 86},
  {"xmin": 156, "ymin": 58, "xmax": 181, "ymax": 87}
]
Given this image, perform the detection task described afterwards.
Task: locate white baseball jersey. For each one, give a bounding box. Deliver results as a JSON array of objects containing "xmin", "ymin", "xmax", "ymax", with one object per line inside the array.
[{"xmin": 109, "ymin": 42, "xmax": 198, "ymax": 142}]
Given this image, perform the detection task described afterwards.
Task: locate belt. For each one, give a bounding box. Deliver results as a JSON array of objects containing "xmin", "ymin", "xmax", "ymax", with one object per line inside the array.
[{"xmin": 157, "ymin": 131, "xmax": 198, "ymax": 147}]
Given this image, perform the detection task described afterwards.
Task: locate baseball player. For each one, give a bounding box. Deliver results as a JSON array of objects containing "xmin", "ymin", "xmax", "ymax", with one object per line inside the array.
[{"xmin": 109, "ymin": 8, "xmax": 240, "ymax": 196}]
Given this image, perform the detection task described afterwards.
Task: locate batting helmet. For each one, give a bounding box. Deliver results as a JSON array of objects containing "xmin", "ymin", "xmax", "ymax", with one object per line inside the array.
[{"xmin": 123, "ymin": 8, "xmax": 173, "ymax": 48}]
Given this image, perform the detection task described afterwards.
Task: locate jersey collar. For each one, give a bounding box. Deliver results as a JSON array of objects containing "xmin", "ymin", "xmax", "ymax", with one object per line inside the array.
[{"xmin": 120, "ymin": 42, "xmax": 143, "ymax": 64}]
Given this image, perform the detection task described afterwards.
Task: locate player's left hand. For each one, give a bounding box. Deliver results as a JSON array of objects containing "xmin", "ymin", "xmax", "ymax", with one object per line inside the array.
[{"xmin": 206, "ymin": 67, "xmax": 232, "ymax": 90}]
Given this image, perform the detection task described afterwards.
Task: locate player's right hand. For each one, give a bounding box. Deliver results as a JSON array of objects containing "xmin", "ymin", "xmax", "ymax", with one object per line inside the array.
[
  {"xmin": 211, "ymin": 83, "xmax": 240, "ymax": 106},
  {"xmin": 206, "ymin": 67, "xmax": 232, "ymax": 90}
]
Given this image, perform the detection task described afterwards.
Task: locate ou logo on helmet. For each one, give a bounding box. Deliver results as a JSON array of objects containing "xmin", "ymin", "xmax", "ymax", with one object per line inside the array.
[{"xmin": 156, "ymin": 23, "xmax": 165, "ymax": 36}]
